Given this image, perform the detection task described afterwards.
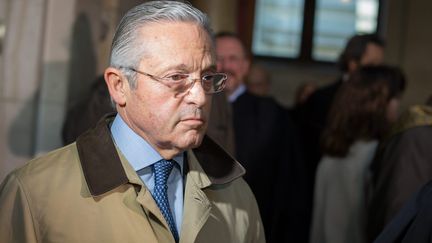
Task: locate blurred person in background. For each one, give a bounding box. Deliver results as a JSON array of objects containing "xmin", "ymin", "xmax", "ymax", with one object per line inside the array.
[
  {"xmin": 310, "ymin": 65, "xmax": 406, "ymax": 243},
  {"xmin": 367, "ymin": 95, "xmax": 432, "ymax": 241},
  {"xmin": 205, "ymin": 90, "xmax": 236, "ymax": 155},
  {"xmin": 294, "ymin": 82, "xmax": 317, "ymax": 106},
  {"xmin": 216, "ymin": 31, "xmax": 307, "ymax": 243},
  {"xmin": 298, "ymin": 33, "xmax": 385, "ymax": 173},
  {"xmin": 295, "ymin": 34, "xmax": 386, "ymax": 238},
  {"xmin": 245, "ymin": 63, "xmax": 272, "ymax": 97},
  {"xmin": 62, "ymin": 75, "xmax": 115, "ymax": 145},
  {"xmin": 290, "ymin": 82, "xmax": 317, "ymax": 120}
]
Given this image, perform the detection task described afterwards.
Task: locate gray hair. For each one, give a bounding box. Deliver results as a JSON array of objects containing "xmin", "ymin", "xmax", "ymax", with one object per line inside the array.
[{"xmin": 110, "ymin": 0, "xmax": 214, "ymax": 89}]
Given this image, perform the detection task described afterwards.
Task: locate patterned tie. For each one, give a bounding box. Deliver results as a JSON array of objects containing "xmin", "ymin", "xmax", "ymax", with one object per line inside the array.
[{"xmin": 152, "ymin": 159, "xmax": 179, "ymax": 242}]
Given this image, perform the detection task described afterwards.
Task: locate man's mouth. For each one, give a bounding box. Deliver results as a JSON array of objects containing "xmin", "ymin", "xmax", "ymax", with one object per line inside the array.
[{"xmin": 180, "ymin": 117, "xmax": 205, "ymax": 127}]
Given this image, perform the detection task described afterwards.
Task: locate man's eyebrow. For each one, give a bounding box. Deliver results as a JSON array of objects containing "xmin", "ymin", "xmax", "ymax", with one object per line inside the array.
[
  {"xmin": 203, "ymin": 65, "xmax": 217, "ymax": 72},
  {"xmin": 157, "ymin": 64, "xmax": 217, "ymax": 73},
  {"xmin": 159, "ymin": 64, "xmax": 189, "ymax": 72}
]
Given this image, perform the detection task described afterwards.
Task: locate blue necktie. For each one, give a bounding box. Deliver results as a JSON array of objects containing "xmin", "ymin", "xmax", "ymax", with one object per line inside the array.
[{"xmin": 152, "ymin": 159, "xmax": 179, "ymax": 242}]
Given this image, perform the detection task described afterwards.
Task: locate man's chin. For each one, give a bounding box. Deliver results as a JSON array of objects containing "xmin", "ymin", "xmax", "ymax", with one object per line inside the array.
[{"xmin": 180, "ymin": 131, "xmax": 205, "ymax": 149}]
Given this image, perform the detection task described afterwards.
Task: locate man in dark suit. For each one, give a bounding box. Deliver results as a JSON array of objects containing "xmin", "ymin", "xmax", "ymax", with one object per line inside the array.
[{"xmin": 215, "ymin": 32, "xmax": 307, "ymax": 243}]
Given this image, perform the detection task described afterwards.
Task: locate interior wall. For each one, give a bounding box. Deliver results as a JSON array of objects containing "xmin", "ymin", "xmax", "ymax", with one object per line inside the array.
[
  {"xmin": 385, "ymin": 0, "xmax": 432, "ymax": 109},
  {"xmin": 191, "ymin": 0, "xmax": 238, "ymax": 33},
  {"xmin": 34, "ymin": 0, "xmax": 76, "ymax": 155},
  {"xmin": 0, "ymin": 0, "xmax": 48, "ymax": 181},
  {"xmin": 0, "ymin": 0, "xmax": 143, "ymax": 181}
]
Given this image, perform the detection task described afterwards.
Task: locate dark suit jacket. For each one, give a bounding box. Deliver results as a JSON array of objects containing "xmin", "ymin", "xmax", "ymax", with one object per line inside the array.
[
  {"xmin": 207, "ymin": 91, "xmax": 235, "ymax": 155},
  {"xmin": 368, "ymin": 125, "xmax": 432, "ymax": 241},
  {"xmin": 232, "ymin": 91, "xmax": 308, "ymax": 242},
  {"xmin": 289, "ymin": 79, "xmax": 343, "ymax": 242},
  {"xmin": 62, "ymin": 75, "xmax": 115, "ymax": 145},
  {"xmin": 374, "ymin": 180, "xmax": 432, "ymax": 243},
  {"xmin": 294, "ymin": 79, "xmax": 342, "ymax": 172}
]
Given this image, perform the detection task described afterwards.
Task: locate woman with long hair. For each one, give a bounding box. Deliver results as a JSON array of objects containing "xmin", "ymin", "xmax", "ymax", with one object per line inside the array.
[{"xmin": 310, "ymin": 65, "xmax": 406, "ymax": 243}]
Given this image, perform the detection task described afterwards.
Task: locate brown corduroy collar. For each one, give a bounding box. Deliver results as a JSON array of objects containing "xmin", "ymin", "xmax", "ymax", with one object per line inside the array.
[{"xmin": 76, "ymin": 113, "xmax": 245, "ymax": 196}]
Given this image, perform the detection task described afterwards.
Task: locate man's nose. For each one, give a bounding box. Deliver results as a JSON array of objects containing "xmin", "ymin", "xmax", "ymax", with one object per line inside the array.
[{"xmin": 184, "ymin": 78, "xmax": 207, "ymax": 107}]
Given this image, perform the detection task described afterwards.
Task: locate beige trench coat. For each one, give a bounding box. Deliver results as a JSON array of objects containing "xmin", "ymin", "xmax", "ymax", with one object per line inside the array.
[{"xmin": 0, "ymin": 116, "xmax": 265, "ymax": 243}]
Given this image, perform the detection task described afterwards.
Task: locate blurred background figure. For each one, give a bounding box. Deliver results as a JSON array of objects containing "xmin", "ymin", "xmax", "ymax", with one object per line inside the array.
[
  {"xmin": 289, "ymin": 82, "xmax": 317, "ymax": 124},
  {"xmin": 62, "ymin": 75, "xmax": 114, "ymax": 145},
  {"xmin": 293, "ymin": 34, "xmax": 386, "ymax": 237},
  {"xmin": 373, "ymin": 179, "xmax": 432, "ymax": 243},
  {"xmin": 215, "ymin": 31, "xmax": 306, "ymax": 243},
  {"xmin": 245, "ymin": 63, "xmax": 272, "ymax": 97},
  {"xmin": 299, "ymin": 33, "xmax": 385, "ymax": 171},
  {"xmin": 367, "ymin": 95, "xmax": 432, "ymax": 241},
  {"xmin": 295, "ymin": 82, "xmax": 317, "ymax": 106},
  {"xmin": 206, "ymin": 91, "xmax": 236, "ymax": 155},
  {"xmin": 310, "ymin": 65, "xmax": 406, "ymax": 243}
]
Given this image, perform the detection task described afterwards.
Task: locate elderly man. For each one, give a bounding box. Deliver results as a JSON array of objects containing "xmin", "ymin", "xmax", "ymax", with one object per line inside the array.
[{"xmin": 0, "ymin": 2, "xmax": 264, "ymax": 243}]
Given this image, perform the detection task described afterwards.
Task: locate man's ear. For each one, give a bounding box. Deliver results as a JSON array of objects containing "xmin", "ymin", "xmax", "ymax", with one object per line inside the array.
[{"xmin": 104, "ymin": 67, "xmax": 128, "ymax": 107}]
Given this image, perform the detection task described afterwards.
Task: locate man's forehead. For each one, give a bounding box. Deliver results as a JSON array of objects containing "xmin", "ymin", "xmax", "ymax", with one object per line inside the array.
[
  {"xmin": 136, "ymin": 22, "xmax": 214, "ymax": 60},
  {"xmin": 138, "ymin": 21, "xmax": 209, "ymax": 38},
  {"xmin": 138, "ymin": 47, "xmax": 215, "ymax": 73},
  {"xmin": 140, "ymin": 23, "xmax": 212, "ymax": 48}
]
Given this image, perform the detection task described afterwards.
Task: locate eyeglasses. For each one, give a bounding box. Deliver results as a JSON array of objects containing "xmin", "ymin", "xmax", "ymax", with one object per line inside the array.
[{"xmin": 121, "ymin": 67, "xmax": 227, "ymax": 94}]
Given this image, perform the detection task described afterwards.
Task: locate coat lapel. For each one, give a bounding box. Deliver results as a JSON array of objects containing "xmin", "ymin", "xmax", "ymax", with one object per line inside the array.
[
  {"xmin": 180, "ymin": 151, "xmax": 212, "ymax": 243},
  {"xmin": 118, "ymin": 151, "xmax": 174, "ymax": 238}
]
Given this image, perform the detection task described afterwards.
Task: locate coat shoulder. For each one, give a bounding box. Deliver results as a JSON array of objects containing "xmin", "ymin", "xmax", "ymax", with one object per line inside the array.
[{"xmin": 13, "ymin": 144, "xmax": 80, "ymax": 180}]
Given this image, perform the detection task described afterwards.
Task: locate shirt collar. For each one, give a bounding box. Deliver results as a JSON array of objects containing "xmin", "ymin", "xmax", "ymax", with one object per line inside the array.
[
  {"xmin": 110, "ymin": 114, "xmax": 184, "ymax": 173},
  {"xmin": 228, "ymin": 84, "xmax": 246, "ymax": 103},
  {"xmin": 76, "ymin": 113, "xmax": 245, "ymax": 196}
]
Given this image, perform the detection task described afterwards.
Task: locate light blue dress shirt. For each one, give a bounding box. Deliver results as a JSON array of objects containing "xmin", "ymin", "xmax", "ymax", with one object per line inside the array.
[
  {"xmin": 228, "ymin": 84, "xmax": 246, "ymax": 103},
  {"xmin": 110, "ymin": 114, "xmax": 184, "ymax": 233}
]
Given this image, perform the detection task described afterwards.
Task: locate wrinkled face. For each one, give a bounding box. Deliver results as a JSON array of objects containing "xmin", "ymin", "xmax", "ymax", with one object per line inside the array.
[
  {"xmin": 216, "ymin": 37, "xmax": 250, "ymax": 95},
  {"xmin": 119, "ymin": 22, "xmax": 214, "ymax": 157},
  {"xmin": 360, "ymin": 43, "xmax": 384, "ymax": 66}
]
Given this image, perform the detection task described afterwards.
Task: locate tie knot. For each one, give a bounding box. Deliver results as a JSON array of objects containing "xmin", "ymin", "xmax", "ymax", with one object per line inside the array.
[{"xmin": 153, "ymin": 159, "xmax": 175, "ymax": 185}]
